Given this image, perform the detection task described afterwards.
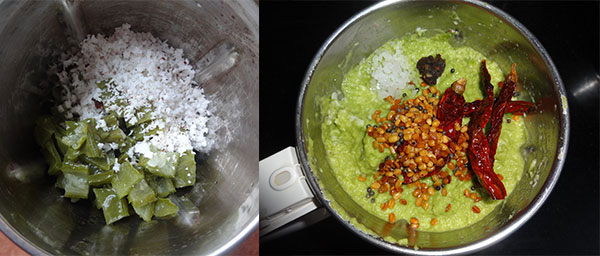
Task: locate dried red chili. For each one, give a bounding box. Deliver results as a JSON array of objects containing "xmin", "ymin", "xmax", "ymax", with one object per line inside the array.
[
  {"xmin": 488, "ymin": 64, "xmax": 518, "ymax": 163},
  {"xmin": 437, "ymin": 78, "xmax": 466, "ymax": 141},
  {"xmin": 467, "ymin": 60, "xmax": 506, "ymax": 200},
  {"xmin": 464, "ymin": 100, "xmax": 533, "ymax": 117},
  {"xmin": 504, "ymin": 100, "xmax": 534, "ymax": 115}
]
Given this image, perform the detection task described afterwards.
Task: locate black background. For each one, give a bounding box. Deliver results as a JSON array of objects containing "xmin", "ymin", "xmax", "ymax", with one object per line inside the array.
[{"xmin": 259, "ymin": 1, "xmax": 599, "ymax": 255}]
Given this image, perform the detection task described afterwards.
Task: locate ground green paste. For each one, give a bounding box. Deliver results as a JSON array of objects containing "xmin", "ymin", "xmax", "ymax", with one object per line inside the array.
[{"xmin": 317, "ymin": 32, "xmax": 526, "ymax": 233}]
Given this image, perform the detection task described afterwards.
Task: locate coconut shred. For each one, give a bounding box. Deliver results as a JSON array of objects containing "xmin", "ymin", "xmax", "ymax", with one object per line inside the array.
[{"xmin": 56, "ymin": 24, "xmax": 212, "ymax": 155}]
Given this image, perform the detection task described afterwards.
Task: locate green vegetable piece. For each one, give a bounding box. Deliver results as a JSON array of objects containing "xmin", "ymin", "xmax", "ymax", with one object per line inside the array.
[
  {"xmin": 102, "ymin": 128, "xmax": 126, "ymax": 143},
  {"xmin": 93, "ymin": 188, "xmax": 112, "ymax": 209},
  {"xmin": 88, "ymin": 171, "xmax": 115, "ymax": 186},
  {"xmin": 34, "ymin": 116, "xmax": 56, "ymax": 145},
  {"xmin": 130, "ymin": 124, "xmax": 150, "ymax": 141},
  {"xmin": 81, "ymin": 155, "xmax": 113, "ymax": 171},
  {"xmin": 135, "ymin": 106, "xmax": 154, "ymax": 125},
  {"xmin": 117, "ymin": 152, "xmax": 129, "ymax": 164},
  {"xmin": 54, "ymin": 133, "xmax": 68, "ymax": 156},
  {"xmin": 173, "ymin": 151, "xmax": 196, "ymax": 188},
  {"xmin": 133, "ymin": 202, "xmax": 155, "ymax": 222},
  {"xmin": 80, "ymin": 120, "xmax": 102, "ymax": 158},
  {"xmin": 98, "ymin": 81, "xmax": 121, "ymax": 104},
  {"xmin": 81, "ymin": 139, "xmax": 101, "ymax": 158},
  {"xmin": 145, "ymin": 177, "xmax": 159, "ymax": 194},
  {"xmin": 105, "ymin": 197, "xmax": 130, "ymax": 224},
  {"xmin": 40, "ymin": 139, "xmax": 62, "ymax": 176},
  {"xmin": 55, "ymin": 174, "xmax": 65, "ymax": 189},
  {"xmin": 153, "ymin": 198, "xmax": 178, "ymax": 218},
  {"xmin": 158, "ymin": 178, "xmax": 176, "ymax": 197},
  {"xmin": 119, "ymin": 137, "xmax": 137, "ymax": 157},
  {"xmin": 126, "ymin": 106, "xmax": 153, "ymax": 127},
  {"xmin": 60, "ymin": 121, "xmax": 87, "ymax": 150},
  {"xmin": 111, "ymin": 161, "xmax": 143, "ymax": 199},
  {"xmin": 64, "ymin": 147, "xmax": 82, "ymax": 161},
  {"xmin": 97, "ymin": 112, "xmax": 119, "ymax": 140},
  {"xmin": 94, "ymin": 188, "xmax": 130, "ymax": 224},
  {"xmin": 139, "ymin": 148, "xmax": 178, "ymax": 178},
  {"xmin": 97, "ymin": 129, "xmax": 109, "ymax": 141},
  {"xmin": 61, "ymin": 161, "xmax": 89, "ymax": 175},
  {"xmin": 129, "ymin": 121, "xmax": 161, "ymax": 142},
  {"xmin": 103, "ymin": 111, "xmax": 119, "ymax": 128},
  {"xmin": 96, "ymin": 80, "xmax": 108, "ymax": 90},
  {"xmin": 127, "ymin": 179, "xmax": 157, "ymax": 208},
  {"xmin": 63, "ymin": 173, "xmax": 89, "ymax": 199},
  {"xmin": 147, "ymin": 176, "xmax": 176, "ymax": 198}
]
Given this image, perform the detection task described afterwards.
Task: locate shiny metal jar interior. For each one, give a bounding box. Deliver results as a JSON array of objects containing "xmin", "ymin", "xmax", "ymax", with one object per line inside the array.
[{"xmin": 0, "ymin": 0, "xmax": 258, "ymax": 254}]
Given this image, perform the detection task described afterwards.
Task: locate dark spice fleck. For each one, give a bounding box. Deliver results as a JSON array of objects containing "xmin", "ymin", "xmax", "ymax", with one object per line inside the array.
[
  {"xmin": 525, "ymin": 145, "xmax": 536, "ymax": 153},
  {"xmin": 402, "ymin": 93, "xmax": 407, "ymax": 98},
  {"xmin": 371, "ymin": 198, "xmax": 375, "ymax": 203},
  {"xmin": 367, "ymin": 187, "xmax": 372, "ymax": 193},
  {"xmin": 416, "ymin": 54, "xmax": 446, "ymax": 85},
  {"xmin": 513, "ymin": 91, "xmax": 520, "ymax": 97},
  {"xmin": 435, "ymin": 186, "xmax": 441, "ymax": 191},
  {"xmin": 453, "ymin": 28, "xmax": 464, "ymax": 41},
  {"xmin": 506, "ymin": 118, "xmax": 511, "ymax": 123},
  {"xmin": 471, "ymin": 186, "xmax": 476, "ymax": 191},
  {"xmin": 92, "ymin": 98, "xmax": 104, "ymax": 109},
  {"xmin": 450, "ymin": 68, "xmax": 455, "ymax": 73},
  {"xmin": 417, "ymin": 105, "xmax": 423, "ymax": 111},
  {"xmin": 423, "ymin": 109, "xmax": 428, "ymax": 114}
]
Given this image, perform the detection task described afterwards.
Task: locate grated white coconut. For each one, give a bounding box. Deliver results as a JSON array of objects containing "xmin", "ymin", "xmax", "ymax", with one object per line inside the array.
[
  {"xmin": 369, "ymin": 41, "xmax": 416, "ymax": 99},
  {"xmin": 56, "ymin": 24, "xmax": 212, "ymax": 155}
]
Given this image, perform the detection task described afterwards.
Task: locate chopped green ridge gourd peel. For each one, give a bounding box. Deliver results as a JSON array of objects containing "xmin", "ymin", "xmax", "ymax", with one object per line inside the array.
[{"xmin": 35, "ymin": 80, "xmax": 197, "ymax": 225}]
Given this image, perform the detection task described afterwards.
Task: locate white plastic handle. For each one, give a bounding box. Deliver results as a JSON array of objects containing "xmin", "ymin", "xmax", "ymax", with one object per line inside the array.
[{"xmin": 259, "ymin": 147, "xmax": 320, "ymax": 235}]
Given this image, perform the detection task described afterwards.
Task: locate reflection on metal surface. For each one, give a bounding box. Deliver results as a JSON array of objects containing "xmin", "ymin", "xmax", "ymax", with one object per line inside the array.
[
  {"xmin": 571, "ymin": 73, "xmax": 599, "ymax": 99},
  {"xmin": 194, "ymin": 41, "xmax": 239, "ymax": 85},
  {"xmin": 58, "ymin": 0, "xmax": 87, "ymax": 43}
]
